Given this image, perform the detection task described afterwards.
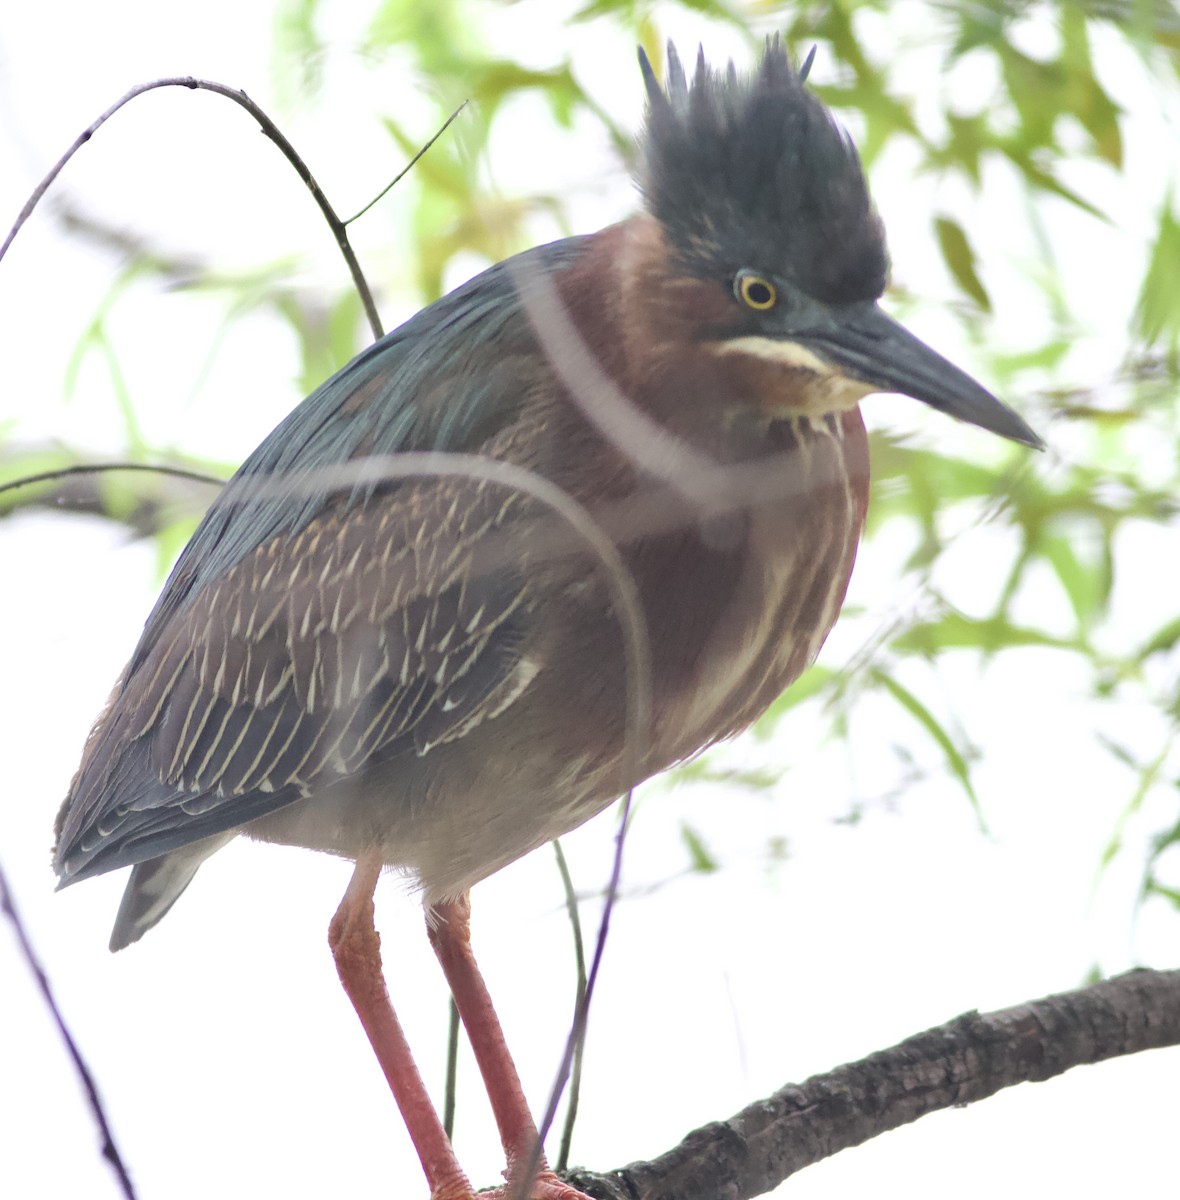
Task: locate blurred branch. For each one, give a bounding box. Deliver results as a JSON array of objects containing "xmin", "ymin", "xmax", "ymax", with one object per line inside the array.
[
  {"xmin": 0, "ymin": 458, "xmax": 224, "ymax": 536},
  {"xmin": 55, "ymin": 200, "xmax": 210, "ymax": 285}
]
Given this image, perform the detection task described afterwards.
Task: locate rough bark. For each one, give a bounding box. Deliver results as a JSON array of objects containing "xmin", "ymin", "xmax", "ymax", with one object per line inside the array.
[{"xmin": 566, "ymin": 968, "xmax": 1180, "ymax": 1200}]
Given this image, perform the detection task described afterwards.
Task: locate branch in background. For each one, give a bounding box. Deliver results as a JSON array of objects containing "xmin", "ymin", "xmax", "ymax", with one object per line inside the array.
[
  {"xmin": 0, "ymin": 459, "xmax": 224, "ymax": 536},
  {"xmin": 55, "ymin": 199, "xmax": 211, "ymax": 286},
  {"xmin": 568, "ymin": 968, "xmax": 1180, "ymax": 1200}
]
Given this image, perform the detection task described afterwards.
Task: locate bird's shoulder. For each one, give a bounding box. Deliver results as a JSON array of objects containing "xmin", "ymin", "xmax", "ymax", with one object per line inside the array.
[{"xmin": 138, "ymin": 234, "xmax": 591, "ymax": 655}]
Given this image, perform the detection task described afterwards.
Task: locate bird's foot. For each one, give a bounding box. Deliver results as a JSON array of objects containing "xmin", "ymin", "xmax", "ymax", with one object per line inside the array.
[{"xmin": 477, "ymin": 1170, "xmax": 595, "ymax": 1200}]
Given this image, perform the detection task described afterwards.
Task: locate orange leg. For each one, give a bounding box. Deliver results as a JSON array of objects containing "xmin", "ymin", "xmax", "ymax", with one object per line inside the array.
[
  {"xmin": 329, "ymin": 856, "xmax": 474, "ymax": 1200},
  {"xmin": 427, "ymin": 893, "xmax": 591, "ymax": 1200}
]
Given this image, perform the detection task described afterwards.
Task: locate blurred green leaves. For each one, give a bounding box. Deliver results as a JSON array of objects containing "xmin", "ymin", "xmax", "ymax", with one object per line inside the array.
[{"xmin": 1133, "ymin": 193, "xmax": 1180, "ymax": 357}]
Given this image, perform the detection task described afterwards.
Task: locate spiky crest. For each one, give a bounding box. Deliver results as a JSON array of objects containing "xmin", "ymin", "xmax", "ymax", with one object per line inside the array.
[{"xmin": 636, "ymin": 38, "xmax": 888, "ymax": 305}]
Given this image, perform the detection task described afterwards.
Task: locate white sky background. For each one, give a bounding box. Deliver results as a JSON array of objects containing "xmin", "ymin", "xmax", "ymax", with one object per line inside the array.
[{"xmin": 2, "ymin": 2, "xmax": 1179, "ymax": 1198}]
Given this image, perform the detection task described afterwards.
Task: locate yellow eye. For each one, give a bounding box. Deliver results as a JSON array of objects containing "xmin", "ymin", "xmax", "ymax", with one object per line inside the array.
[{"xmin": 735, "ymin": 271, "xmax": 777, "ymax": 311}]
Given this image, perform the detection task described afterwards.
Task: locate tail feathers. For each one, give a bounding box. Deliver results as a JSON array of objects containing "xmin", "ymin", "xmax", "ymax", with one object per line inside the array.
[{"xmin": 109, "ymin": 833, "xmax": 234, "ymax": 951}]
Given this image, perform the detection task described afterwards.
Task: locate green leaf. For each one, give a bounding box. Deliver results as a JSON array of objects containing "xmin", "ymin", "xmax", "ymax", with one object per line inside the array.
[
  {"xmin": 1145, "ymin": 882, "xmax": 1180, "ymax": 909},
  {"xmin": 1140, "ymin": 615, "xmax": 1180, "ymax": 661},
  {"xmin": 868, "ymin": 668, "xmax": 982, "ymax": 820},
  {"xmin": 1132, "ymin": 193, "xmax": 1180, "ymax": 353},
  {"xmin": 998, "ymin": 142, "xmax": 1109, "ymax": 219},
  {"xmin": 680, "ymin": 822, "xmax": 720, "ymax": 874},
  {"xmin": 1038, "ymin": 533, "xmax": 1109, "ymax": 631},
  {"xmin": 753, "ymin": 665, "xmax": 838, "ymax": 739},
  {"xmin": 1060, "ymin": 5, "xmax": 1124, "ymax": 167},
  {"xmin": 932, "ymin": 113, "xmax": 988, "ymax": 185},
  {"xmin": 934, "ymin": 215, "xmax": 992, "ymax": 311},
  {"xmin": 893, "ymin": 613, "xmax": 1082, "ymax": 657}
]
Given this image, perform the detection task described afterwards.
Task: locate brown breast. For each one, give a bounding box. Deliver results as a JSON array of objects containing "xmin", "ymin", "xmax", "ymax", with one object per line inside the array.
[{"xmin": 621, "ymin": 408, "xmax": 869, "ymax": 773}]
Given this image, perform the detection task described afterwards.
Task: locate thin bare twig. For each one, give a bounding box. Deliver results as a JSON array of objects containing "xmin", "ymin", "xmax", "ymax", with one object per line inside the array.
[
  {"xmin": 0, "ymin": 76, "xmax": 385, "ymax": 341},
  {"xmin": 344, "ymin": 101, "xmax": 468, "ymax": 226},
  {"xmin": 552, "ymin": 839, "xmax": 588, "ymax": 1174},
  {"xmin": 0, "ymin": 860, "xmax": 138, "ymax": 1200},
  {"xmin": 443, "ymin": 998, "xmax": 460, "ymax": 1140},
  {"xmin": 0, "ymin": 461, "xmax": 225, "ymax": 500}
]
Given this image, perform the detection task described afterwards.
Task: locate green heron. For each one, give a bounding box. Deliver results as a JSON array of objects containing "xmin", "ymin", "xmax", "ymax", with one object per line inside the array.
[{"xmin": 53, "ymin": 38, "xmax": 1040, "ymax": 1200}]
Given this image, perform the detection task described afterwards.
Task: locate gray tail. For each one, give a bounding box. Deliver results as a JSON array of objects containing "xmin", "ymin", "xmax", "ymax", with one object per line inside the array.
[{"xmin": 109, "ymin": 834, "xmax": 234, "ymax": 951}]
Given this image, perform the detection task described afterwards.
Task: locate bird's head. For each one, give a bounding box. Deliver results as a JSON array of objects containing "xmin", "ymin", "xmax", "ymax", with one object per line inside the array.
[{"xmin": 630, "ymin": 38, "xmax": 1041, "ymax": 449}]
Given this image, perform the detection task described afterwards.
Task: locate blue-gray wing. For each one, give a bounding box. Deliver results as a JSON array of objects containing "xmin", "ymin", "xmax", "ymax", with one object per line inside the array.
[
  {"xmin": 54, "ymin": 238, "xmax": 587, "ymax": 883},
  {"xmin": 131, "ymin": 236, "xmax": 586, "ymax": 658}
]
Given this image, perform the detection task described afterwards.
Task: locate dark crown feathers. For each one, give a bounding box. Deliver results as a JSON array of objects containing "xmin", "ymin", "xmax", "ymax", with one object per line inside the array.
[{"xmin": 636, "ymin": 38, "xmax": 889, "ymax": 305}]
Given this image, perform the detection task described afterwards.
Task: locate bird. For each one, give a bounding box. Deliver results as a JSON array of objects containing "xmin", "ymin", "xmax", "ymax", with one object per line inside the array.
[{"xmin": 53, "ymin": 37, "xmax": 1041, "ymax": 1200}]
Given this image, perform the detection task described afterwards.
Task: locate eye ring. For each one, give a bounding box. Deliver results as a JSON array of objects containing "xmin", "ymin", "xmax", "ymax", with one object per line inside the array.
[{"xmin": 734, "ymin": 270, "xmax": 778, "ymax": 311}]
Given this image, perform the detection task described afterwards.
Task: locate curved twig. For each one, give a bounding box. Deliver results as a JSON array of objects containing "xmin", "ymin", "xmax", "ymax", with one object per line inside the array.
[
  {"xmin": 0, "ymin": 461, "xmax": 225, "ymax": 499},
  {"xmin": 0, "ymin": 76, "xmax": 384, "ymax": 341}
]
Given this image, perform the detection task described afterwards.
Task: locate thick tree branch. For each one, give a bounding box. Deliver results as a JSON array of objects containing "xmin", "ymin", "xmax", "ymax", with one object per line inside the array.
[{"xmin": 567, "ymin": 968, "xmax": 1180, "ymax": 1200}]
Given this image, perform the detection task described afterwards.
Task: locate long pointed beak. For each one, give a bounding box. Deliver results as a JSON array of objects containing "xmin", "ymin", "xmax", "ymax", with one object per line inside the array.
[{"xmin": 804, "ymin": 302, "xmax": 1044, "ymax": 449}]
